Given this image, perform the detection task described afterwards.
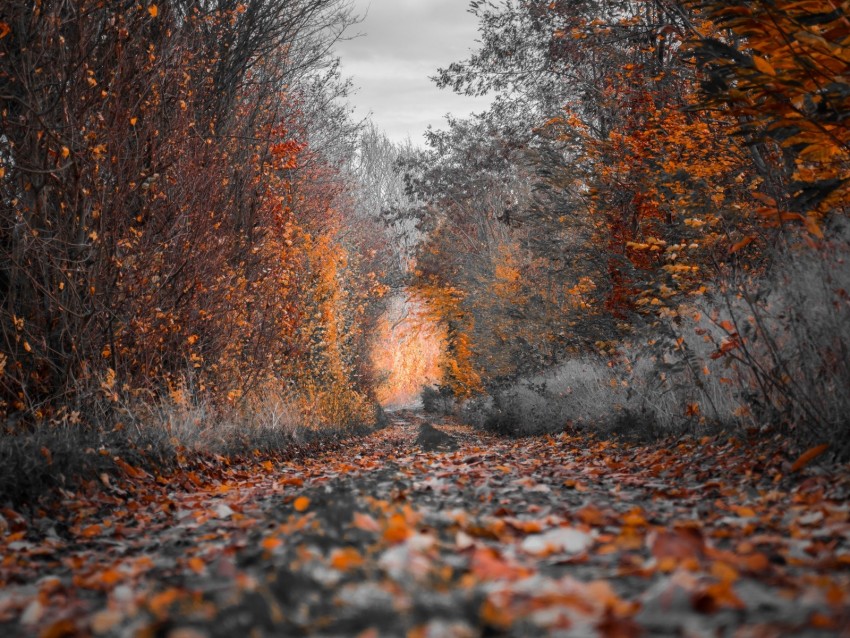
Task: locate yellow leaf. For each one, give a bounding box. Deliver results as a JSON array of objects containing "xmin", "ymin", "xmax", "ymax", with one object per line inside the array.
[
  {"xmin": 148, "ymin": 4, "xmax": 158, "ymax": 18},
  {"xmin": 752, "ymin": 56, "xmax": 776, "ymax": 76},
  {"xmin": 130, "ymin": 117, "xmax": 138, "ymax": 126}
]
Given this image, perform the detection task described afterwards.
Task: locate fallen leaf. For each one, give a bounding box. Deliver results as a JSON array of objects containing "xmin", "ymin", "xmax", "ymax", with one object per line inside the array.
[
  {"xmin": 261, "ymin": 537, "xmax": 282, "ymax": 551},
  {"xmin": 352, "ymin": 512, "xmax": 381, "ymax": 532},
  {"xmin": 330, "ymin": 547, "xmax": 364, "ymax": 571},
  {"xmin": 90, "ymin": 609, "xmax": 124, "ymax": 635},
  {"xmin": 80, "ymin": 524, "xmax": 101, "ymax": 538},
  {"xmin": 791, "ymin": 444, "xmax": 829, "ymax": 472},
  {"xmin": 470, "ymin": 546, "xmax": 529, "ymax": 581}
]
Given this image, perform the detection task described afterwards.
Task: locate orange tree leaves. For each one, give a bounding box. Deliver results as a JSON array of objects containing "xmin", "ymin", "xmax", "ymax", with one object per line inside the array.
[
  {"xmin": 0, "ymin": 0, "xmax": 380, "ymax": 425},
  {"xmin": 686, "ymin": 0, "xmax": 850, "ymax": 221}
]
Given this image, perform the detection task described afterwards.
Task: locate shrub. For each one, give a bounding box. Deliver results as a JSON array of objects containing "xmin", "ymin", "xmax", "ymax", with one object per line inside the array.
[{"xmin": 421, "ymin": 385, "xmax": 455, "ymax": 414}]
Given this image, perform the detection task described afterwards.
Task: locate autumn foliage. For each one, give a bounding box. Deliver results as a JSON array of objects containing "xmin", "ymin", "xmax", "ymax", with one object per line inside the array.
[
  {"xmin": 0, "ymin": 0, "xmax": 381, "ymax": 429},
  {"xmin": 409, "ymin": 0, "xmax": 850, "ymax": 449}
]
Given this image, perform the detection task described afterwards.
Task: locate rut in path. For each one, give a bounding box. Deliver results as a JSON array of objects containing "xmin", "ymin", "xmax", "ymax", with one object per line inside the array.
[{"xmin": 2, "ymin": 411, "xmax": 849, "ymax": 637}]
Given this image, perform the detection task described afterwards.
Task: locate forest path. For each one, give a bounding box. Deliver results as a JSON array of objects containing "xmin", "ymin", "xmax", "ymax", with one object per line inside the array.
[{"xmin": 2, "ymin": 412, "xmax": 849, "ymax": 637}]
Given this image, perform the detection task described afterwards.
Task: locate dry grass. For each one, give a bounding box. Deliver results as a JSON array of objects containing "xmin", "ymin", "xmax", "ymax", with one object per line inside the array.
[
  {"xmin": 463, "ymin": 352, "xmax": 734, "ymax": 440},
  {"xmin": 0, "ymin": 391, "xmax": 383, "ymax": 508}
]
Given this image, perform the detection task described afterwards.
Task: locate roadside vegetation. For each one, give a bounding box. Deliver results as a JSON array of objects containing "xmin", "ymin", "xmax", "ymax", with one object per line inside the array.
[{"xmin": 407, "ymin": 0, "xmax": 849, "ymax": 459}]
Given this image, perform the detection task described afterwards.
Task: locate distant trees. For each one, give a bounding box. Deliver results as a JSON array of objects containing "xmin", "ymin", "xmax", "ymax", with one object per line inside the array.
[{"xmin": 0, "ymin": 0, "xmax": 380, "ymax": 427}]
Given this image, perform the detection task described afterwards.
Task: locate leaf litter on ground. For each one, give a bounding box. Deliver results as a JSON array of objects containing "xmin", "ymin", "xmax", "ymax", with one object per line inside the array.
[{"xmin": 1, "ymin": 411, "xmax": 849, "ymax": 637}]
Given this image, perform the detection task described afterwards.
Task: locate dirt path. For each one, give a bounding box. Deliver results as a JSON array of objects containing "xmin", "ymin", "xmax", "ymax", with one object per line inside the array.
[{"xmin": 2, "ymin": 412, "xmax": 849, "ymax": 637}]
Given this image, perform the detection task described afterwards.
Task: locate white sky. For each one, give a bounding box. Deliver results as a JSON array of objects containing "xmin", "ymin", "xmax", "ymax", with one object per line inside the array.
[{"xmin": 336, "ymin": 0, "xmax": 494, "ymax": 146}]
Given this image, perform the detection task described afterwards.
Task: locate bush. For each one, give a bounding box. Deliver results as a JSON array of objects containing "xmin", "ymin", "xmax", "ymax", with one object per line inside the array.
[
  {"xmin": 708, "ymin": 222, "xmax": 850, "ymax": 454},
  {"xmin": 462, "ymin": 224, "xmax": 850, "ymax": 456},
  {"xmin": 421, "ymin": 385, "xmax": 455, "ymax": 414}
]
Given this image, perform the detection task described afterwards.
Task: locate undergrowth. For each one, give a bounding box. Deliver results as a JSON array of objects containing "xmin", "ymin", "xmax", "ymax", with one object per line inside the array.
[
  {"xmin": 464, "ymin": 224, "xmax": 850, "ymax": 457},
  {"xmin": 0, "ymin": 395, "xmax": 385, "ymax": 508}
]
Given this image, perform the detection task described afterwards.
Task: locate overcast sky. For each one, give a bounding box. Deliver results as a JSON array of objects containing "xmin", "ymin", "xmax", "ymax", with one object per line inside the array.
[{"xmin": 335, "ymin": 0, "xmax": 493, "ymax": 146}]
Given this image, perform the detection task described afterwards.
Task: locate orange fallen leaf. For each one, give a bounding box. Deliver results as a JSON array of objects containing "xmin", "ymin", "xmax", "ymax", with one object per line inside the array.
[
  {"xmin": 330, "ymin": 547, "xmax": 364, "ymax": 571},
  {"xmin": 791, "ymin": 444, "xmax": 829, "ymax": 472},
  {"xmin": 293, "ymin": 496, "xmax": 310, "ymax": 512},
  {"xmin": 729, "ymin": 236, "xmax": 754, "ymax": 253},
  {"xmin": 480, "ymin": 596, "xmax": 515, "ymax": 629},
  {"xmin": 80, "ymin": 524, "xmax": 101, "ymax": 538},
  {"xmin": 810, "ymin": 612, "xmax": 838, "ymax": 630},
  {"xmin": 622, "ymin": 509, "xmax": 647, "ymax": 527},
  {"xmin": 262, "ymin": 536, "xmax": 282, "ymax": 551},
  {"xmin": 710, "ymin": 561, "xmax": 739, "ymax": 583},
  {"xmin": 735, "ymin": 551, "xmax": 770, "ymax": 573},
  {"xmin": 470, "ymin": 546, "xmax": 528, "ymax": 581},
  {"xmin": 731, "ymin": 505, "xmax": 757, "ymax": 518},
  {"xmin": 114, "ymin": 457, "xmax": 146, "ymax": 479},
  {"xmin": 352, "ymin": 512, "xmax": 381, "ymax": 532},
  {"xmin": 506, "ymin": 519, "xmax": 543, "ymax": 534},
  {"xmin": 148, "ymin": 588, "xmax": 182, "ymax": 619},
  {"xmin": 649, "ymin": 527, "xmax": 705, "ymax": 562},
  {"xmin": 188, "ymin": 556, "xmax": 205, "ymax": 574},
  {"xmin": 90, "ymin": 609, "xmax": 124, "ymax": 634},
  {"xmin": 694, "ymin": 579, "xmax": 744, "ymax": 612},
  {"xmin": 39, "ymin": 619, "xmax": 77, "ymax": 638},
  {"xmin": 382, "ymin": 513, "xmax": 410, "ymax": 544},
  {"xmin": 576, "ymin": 504, "xmax": 605, "ymax": 526},
  {"xmin": 99, "ymin": 568, "xmax": 123, "ymax": 586}
]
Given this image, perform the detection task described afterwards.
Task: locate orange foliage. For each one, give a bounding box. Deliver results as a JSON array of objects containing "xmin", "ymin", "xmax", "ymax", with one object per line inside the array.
[
  {"xmin": 370, "ymin": 295, "xmax": 445, "ymax": 408},
  {"xmin": 0, "ymin": 0, "xmax": 379, "ymax": 427}
]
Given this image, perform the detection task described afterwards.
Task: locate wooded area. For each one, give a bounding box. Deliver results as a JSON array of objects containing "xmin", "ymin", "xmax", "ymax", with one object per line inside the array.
[
  {"xmin": 2, "ymin": 1, "xmax": 850, "ymax": 635},
  {"xmin": 402, "ymin": 0, "xmax": 850, "ymax": 453},
  {"xmin": 2, "ymin": 0, "xmax": 848, "ymax": 452},
  {"xmin": 1, "ymin": 0, "xmax": 393, "ymax": 436}
]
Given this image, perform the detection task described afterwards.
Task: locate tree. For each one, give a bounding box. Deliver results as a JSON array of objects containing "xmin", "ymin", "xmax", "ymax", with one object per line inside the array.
[{"xmin": 0, "ymin": 0, "xmax": 377, "ymax": 427}]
